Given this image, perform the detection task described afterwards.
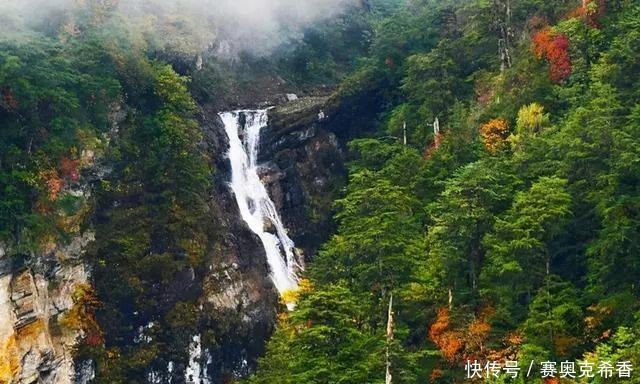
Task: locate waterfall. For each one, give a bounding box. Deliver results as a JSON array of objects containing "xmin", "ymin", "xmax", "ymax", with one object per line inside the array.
[{"xmin": 219, "ymin": 110, "xmax": 300, "ymax": 301}]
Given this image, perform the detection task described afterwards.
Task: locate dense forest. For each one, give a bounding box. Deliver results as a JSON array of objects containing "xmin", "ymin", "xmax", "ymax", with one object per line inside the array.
[
  {"xmin": 0, "ymin": 0, "xmax": 639, "ymax": 383},
  {"xmin": 250, "ymin": 0, "xmax": 640, "ymax": 382}
]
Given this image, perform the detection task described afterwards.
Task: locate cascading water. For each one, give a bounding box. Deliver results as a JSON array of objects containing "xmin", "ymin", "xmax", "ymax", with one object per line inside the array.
[{"xmin": 219, "ymin": 110, "xmax": 300, "ymax": 304}]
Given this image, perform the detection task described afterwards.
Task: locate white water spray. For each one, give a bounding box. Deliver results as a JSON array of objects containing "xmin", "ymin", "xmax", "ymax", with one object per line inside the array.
[{"xmin": 219, "ymin": 110, "xmax": 300, "ymax": 300}]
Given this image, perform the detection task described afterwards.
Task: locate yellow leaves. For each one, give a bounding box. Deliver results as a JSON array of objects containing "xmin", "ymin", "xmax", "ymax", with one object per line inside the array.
[
  {"xmin": 516, "ymin": 103, "xmax": 550, "ymax": 135},
  {"xmin": 298, "ymin": 278, "xmax": 313, "ymax": 293},
  {"xmin": 479, "ymin": 118, "xmax": 510, "ymax": 153},
  {"xmin": 280, "ymin": 279, "xmax": 313, "ymax": 309},
  {"xmin": 480, "ymin": 104, "xmax": 549, "ymax": 153},
  {"xmin": 280, "ymin": 290, "xmax": 299, "ymax": 308},
  {"xmin": 480, "ymin": 105, "xmax": 549, "ymax": 154},
  {"xmin": 0, "ymin": 335, "xmax": 18, "ymax": 383},
  {"xmin": 59, "ymin": 284, "xmax": 104, "ymax": 347}
]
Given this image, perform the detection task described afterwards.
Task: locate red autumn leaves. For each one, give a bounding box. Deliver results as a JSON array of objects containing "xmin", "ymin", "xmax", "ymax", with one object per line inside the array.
[
  {"xmin": 60, "ymin": 156, "xmax": 80, "ymax": 182},
  {"xmin": 531, "ymin": 0, "xmax": 606, "ymax": 84},
  {"xmin": 532, "ymin": 28, "xmax": 572, "ymax": 84},
  {"xmin": 40, "ymin": 156, "xmax": 80, "ymax": 201}
]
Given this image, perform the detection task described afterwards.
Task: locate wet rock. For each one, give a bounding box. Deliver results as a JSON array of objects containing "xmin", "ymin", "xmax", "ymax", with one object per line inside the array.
[
  {"xmin": 257, "ymin": 163, "xmax": 284, "ymax": 211},
  {"xmin": 257, "ymin": 98, "xmax": 346, "ymax": 259},
  {"xmin": 192, "ymin": 95, "xmax": 348, "ymax": 381},
  {"xmin": 263, "ymin": 218, "xmax": 277, "ymax": 235},
  {"xmin": 198, "ymin": 106, "xmax": 279, "ymax": 381}
]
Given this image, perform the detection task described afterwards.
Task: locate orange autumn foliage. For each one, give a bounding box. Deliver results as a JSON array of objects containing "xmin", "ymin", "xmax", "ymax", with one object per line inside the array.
[
  {"xmin": 429, "ymin": 308, "xmax": 463, "ymax": 362},
  {"xmin": 570, "ymin": 0, "xmax": 606, "ymax": 28},
  {"xmin": 532, "ymin": 28, "xmax": 553, "ymax": 59},
  {"xmin": 486, "ymin": 331, "xmax": 523, "ymax": 362},
  {"xmin": 429, "ymin": 366, "xmax": 443, "ymax": 383},
  {"xmin": 464, "ymin": 306, "xmax": 495, "ymax": 361},
  {"xmin": 532, "ymin": 27, "xmax": 572, "ymax": 84},
  {"xmin": 468, "ymin": 319, "xmax": 491, "ymax": 346},
  {"xmin": 429, "ymin": 306, "xmax": 511, "ymax": 364},
  {"xmin": 39, "ymin": 170, "xmax": 64, "ymax": 201},
  {"xmin": 479, "ymin": 118, "xmax": 510, "ymax": 153},
  {"xmin": 585, "ymin": 303, "xmax": 614, "ymax": 338},
  {"xmin": 60, "ymin": 284, "xmax": 104, "ymax": 347}
]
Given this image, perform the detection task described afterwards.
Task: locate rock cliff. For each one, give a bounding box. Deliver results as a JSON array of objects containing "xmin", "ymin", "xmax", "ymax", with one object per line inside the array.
[
  {"xmin": 195, "ymin": 107, "xmax": 280, "ymax": 381},
  {"xmin": 0, "ymin": 93, "xmax": 347, "ymax": 383},
  {"xmin": 258, "ymin": 97, "xmax": 346, "ymax": 260},
  {"xmin": 0, "ymin": 205, "xmax": 94, "ymax": 384}
]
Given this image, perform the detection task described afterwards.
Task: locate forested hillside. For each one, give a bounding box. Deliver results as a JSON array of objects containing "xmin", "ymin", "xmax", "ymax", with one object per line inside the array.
[
  {"xmin": 0, "ymin": 0, "xmax": 639, "ymax": 383},
  {"xmin": 249, "ymin": 0, "xmax": 640, "ymax": 382},
  {"xmin": 0, "ymin": 9, "xmax": 216, "ymax": 381}
]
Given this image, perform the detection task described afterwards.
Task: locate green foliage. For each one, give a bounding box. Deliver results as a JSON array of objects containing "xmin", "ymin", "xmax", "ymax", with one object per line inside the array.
[
  {"xmin": 521, "ymin": 276, "xmax": 583, "ymax": 359},
  {"xmin": 4, "ymin": 0, "xmax": 640, "ymax": 382},
  {"xmin": 426, "ymin": 158, "xmax": 519, "ymax": 306},
  {"xmin": 481, "ymin": 177, "xmax": 572, "ymax": 327},
  {"xmin": 250, "ymin": 285, "xmax": 386, "ymax": 384},
  {"xmin": 253, "ymin": 141, "xmax": 430, "ymax": 383},
  {"xmin": 253, "ymin": 1, "xmax": 640, "ymax": 382},
  {"xmin": 86, "ymin": 59, "xmax": 212, "ymax": 381},
  {"xmin": 0, "ymin": 36, "xmax": 120, "ymax": 250}
]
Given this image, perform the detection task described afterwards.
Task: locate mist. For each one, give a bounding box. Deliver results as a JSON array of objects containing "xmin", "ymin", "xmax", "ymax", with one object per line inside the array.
[{"xmin": 0, "ymin": 0, "xmax": 360, "ymax": 57}]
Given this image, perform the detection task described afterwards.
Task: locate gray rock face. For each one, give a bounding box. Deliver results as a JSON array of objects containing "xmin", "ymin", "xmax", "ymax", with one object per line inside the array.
[
  {"xmin": 0, "ymin": 102, "xmax": 119, "ymax": 384},
  {"xmin": 31, "ymin": 96, "xmax": 345, "ymax": 384},
  {"xmin": 258, "ymin": 97, "xmax": 346, "ymax": 259},
  {"xmin": 197, "ymin": 108, "xmax": 279, "ymax": 381},
  {"xmin": 0, "ymin": 93, "xmax": 346, "ymax": 383},
  {"xmin": 0, "ymin": 237, "xmax": 91, "ymax": 384}
]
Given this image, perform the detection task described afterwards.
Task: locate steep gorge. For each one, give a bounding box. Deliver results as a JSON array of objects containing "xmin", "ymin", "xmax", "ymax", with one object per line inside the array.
[{"xmin": 0, "ymin": 94, "xmax": 345, "ymax": 384}]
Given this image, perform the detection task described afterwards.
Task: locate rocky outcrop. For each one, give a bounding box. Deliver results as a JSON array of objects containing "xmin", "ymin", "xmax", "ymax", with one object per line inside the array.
[
  {"xmin": 87, "ymin": 94, "xmax": 347, "ymax": 383},
  {"xmin": 0, "ymin": 99, "xmax": 122, "ymax": 384},
  {"xmin": 197, "ymin": 108, "xmax": 279, "ymax": 381},
  {"xmin": 0, "ymin": 234, "xmax": 91, "ymax": 384},
  {"xmin": 258, "ymin": 97, "xmax": 346, "ymax": 259}
]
